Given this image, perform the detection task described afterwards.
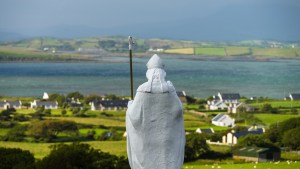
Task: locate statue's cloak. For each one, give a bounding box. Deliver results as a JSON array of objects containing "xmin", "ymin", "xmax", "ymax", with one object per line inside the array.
[{"xmin": 126, "ymin": 82, "xmax": 185, "ymax": 169}]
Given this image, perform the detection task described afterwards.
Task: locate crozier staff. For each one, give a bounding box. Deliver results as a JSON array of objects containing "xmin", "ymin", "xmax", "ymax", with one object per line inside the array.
[{"xmin": 128, "ymin": 36, "xmax": 134, "ymax": 100}]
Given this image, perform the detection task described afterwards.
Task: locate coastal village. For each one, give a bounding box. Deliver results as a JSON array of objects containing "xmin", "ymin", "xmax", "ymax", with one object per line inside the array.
[{"xmin": 1, "ymin": 90, "xmax": 299, "ymax": 165}]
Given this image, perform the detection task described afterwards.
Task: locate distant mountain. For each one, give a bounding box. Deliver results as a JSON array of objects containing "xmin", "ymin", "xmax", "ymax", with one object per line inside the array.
[{"xmin": 0, "ymin": 31, "xmax": 28, "ymax": 42}]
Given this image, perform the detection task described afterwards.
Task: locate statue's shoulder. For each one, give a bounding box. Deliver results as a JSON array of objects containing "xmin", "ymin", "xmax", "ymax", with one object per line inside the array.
[
  {"xmin": 136, "ymin": 81, "xmax": 176, "ymax": 93},
  {"xmin": 136, "ymin": 82, "xmax": 150, "ymax": 92}
]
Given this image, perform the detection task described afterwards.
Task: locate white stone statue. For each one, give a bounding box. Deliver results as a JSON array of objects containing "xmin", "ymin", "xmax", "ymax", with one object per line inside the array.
[{"xmin": 126, "ymin": 54, "xmax": 185, "ymax": 169}]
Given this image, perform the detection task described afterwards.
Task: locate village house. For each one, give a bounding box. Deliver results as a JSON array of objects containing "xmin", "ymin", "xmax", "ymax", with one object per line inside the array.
[
  {"xmin": 212, "ymin": 113, "xmax": 235, "ymax": 127},
  {"xmin": 233, "ymin": 147, "xmax": 280, "ymax": 162},
  {"xmin": 222, "ymin": 129, "xmax": 264, "ymax": 145},
  {"xmin": 30, "ymin": 100, "xmax": 58, "ymax": 109},
  {"xmin": 207, "ymin": 100, "xmax": 228, "ymax": 110},
  {"xmin": 176, "ymin": 91, "xmax": 187, "ymax": 103},
  {"xmin": 90, "ymin": 99, "xmax": 129, "ymax": 111},
  {"xmin": 0, "ymin": 100, "xmax": 22, "ymax": 109},
  {"xmin": 289, "ymin": 93, "xmax": 300, "ymax": 101},
  {"xmin": 227, "ymin": 102, "xmax": 255, "ymax": 114}
]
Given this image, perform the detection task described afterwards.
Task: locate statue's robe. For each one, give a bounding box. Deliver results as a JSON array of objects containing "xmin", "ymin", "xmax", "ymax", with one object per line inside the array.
[{"xmin": 126, "ymin": 77, "xmax": 185, "ymax": 169}]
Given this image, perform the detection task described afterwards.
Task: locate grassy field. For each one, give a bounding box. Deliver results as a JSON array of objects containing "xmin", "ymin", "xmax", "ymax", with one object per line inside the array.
[
  {"xmin": 0, "ymin": 140, "xmax": 127, "ymax": 159},
  {"xmin": 248, "ymin": 100, "xmax": 300, "ymax": 109},
  {"xmin": 164, "ymin": 48, "xmax": 194, "ymax": 55},
  {"xmin": 165, "ymin": 46, "xmax": 300, "ymax": 57},
  {"xmin": 225, "ymin": 47, "xmax": 251, "ymax": 56},
  {"xmin": 254, "ymin": 114, "xmax": 299, "ymax": 125},
  {"xmin": 194, "ymin": 48, "xmax": 226, "ymax": 56},
  {"xmin": 46, "ymin": 116, "xmax": 125, "ymax": 127},
  {"xmin": 184, "ymin": 162, "xmax": 300, "ymax": 169}
]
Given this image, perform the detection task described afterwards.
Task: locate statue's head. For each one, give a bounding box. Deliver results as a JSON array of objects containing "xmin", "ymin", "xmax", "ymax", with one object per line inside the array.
[{"xmin": 146, "ymin": 54, "xmax": 166, "ymax": 82}]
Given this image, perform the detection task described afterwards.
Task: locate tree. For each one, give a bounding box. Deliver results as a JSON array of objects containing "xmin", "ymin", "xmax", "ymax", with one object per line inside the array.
[
  {"xmin": 0, "ymin": 147, "xmax": 36, "ymax": 169},
  {"xmin": 61, "ymin": 109, "xmax": 67, "ymax": 116},
  {"xmin": 84, "ymin": 94, "xmax": 102, "ymax": 104},
  {"xmin": 282, "ymin": 126, "xmax": 300, "ymax": 150},
  {"xmin": 36, "ymin": 142, "xmax": 130, "ymax": 169},
  {"xmin": 3, "ymin": 125, "xmax": 27, "ymax": 141},
  {"xmin": 28, "ymin": 120, "xmax": 78, "ymax": 141},
  {"xmin": 49, "ymin": 93, "xmax": 66, "ymax": 107},
  {"xmin": 67, "ymin": 92, "xmax": 84, "ymax": 100},
  {"xmin": 184, "ymin": 133, "xmax": 210, "ymax": 162},
  {"xmin": 235, "ymin": 134, "xmax": 278, "ymax": 149},
  {"xmin": 261, "ymin": 103, "xmax": 272, "ymax": 113},
  {"xmin": 0, "ymin": 108, "xmax": 16, "ymax": 121}
]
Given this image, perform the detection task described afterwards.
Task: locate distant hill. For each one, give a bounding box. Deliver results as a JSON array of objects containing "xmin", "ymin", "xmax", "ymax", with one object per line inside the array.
[{"xmin": 0, "ymin": 36, "xmax": 299, "ymax": 61}]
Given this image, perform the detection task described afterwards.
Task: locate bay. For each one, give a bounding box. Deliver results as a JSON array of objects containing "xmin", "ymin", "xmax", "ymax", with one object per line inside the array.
[{"xmin": 0, "ymin": 56, "xmax": 299, "ymax": 99}]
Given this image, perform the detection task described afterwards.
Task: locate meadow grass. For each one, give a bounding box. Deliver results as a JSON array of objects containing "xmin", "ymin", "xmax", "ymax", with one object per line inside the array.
[
  {"xmin": 164, "ymin": 48, "xmax": 194, "ymax": 55},
  {"xmin": 225, "ymin": 47, "xmax": 250, "ymax": 56},
  {"xmin": 248, "ymin": 100, "xmax": 300, "ymax": 108},
  {"xmin": 194, "ymin": 48, "xmax": 226, "ymax": 56},
  {"xmin": 46, "ymin": 116, "xmax": 125, "ymax": 127},
  {"xmin": 0, "ymin": 128, "xmax": 10, "ymax": 136},
  {"xmin": 252, "ymin": 48, "xmax": 300, "ymax": 57},
  {"xmin": 79, "ymin": 128, "xmax": 108, "ymax": 136},
  {"xmin": 184, "ymin": 162, "xmax": 300, "ymax": 169},
  {"xmin": 0, "ymin": 140, "xmax": 127, "ymax": 159},
  {"xmin": 254, "ymin": 114, "xmax": 299, "ymax": 125},
  {"xmin": 209, "ymin": 144, "xmax": 231, "ymax": 153}
]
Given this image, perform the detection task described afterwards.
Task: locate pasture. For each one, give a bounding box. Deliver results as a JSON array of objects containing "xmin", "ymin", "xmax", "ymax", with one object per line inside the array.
[
  {"xmin": 0, "ymin": 140, "xmax": 127, "ymax": 159},
  {"xmin": 184, "ymin": 161, "xmax": 300, "ymax": 169},
  {"xmin": 254, "ymin": 114, "xmax": 299, "ymax": 125}
]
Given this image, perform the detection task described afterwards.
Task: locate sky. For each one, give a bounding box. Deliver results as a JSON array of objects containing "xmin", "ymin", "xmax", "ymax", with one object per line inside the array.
[{"xmin": 0, "ymin": 0, "xmax": 300, "ymax": 41}]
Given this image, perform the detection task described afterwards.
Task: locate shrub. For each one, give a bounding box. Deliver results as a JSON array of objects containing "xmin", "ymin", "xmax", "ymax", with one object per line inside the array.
[{"xmin": 0, "ymin": 147, "xmax": 36, "ymax": 169}]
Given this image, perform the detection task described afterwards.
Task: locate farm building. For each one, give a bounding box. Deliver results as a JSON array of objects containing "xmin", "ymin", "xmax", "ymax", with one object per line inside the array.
[
  {"xmin": 0, "ymin": 100, "xmax": 22, "ymax": 109},
  {"xmin": 31, "ymin": 100, "xmax": 58, "ymax": 109},
  {"xmin": 218, "ymin": 93, "xmax": 240, "ymax": 103},
  {"xmin": 212, "ymin": 113, "xmax": 235, "ymax": 127},
  {"xmin": 233, "ymin": 147, "xmax": 280, "ymax": 162},
  {"xmin": 222, "ymin": 129, "xmax": 264, "ymax": 145},
  {"xmin": 90, "ymin": 99, "xmax": 129, "ymax": 111}
]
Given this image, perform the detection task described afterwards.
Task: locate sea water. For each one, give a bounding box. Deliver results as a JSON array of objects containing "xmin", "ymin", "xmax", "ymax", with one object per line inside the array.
[{"xmin": 0, "ymin": 57, "xmax": 299, "ymax": 98}]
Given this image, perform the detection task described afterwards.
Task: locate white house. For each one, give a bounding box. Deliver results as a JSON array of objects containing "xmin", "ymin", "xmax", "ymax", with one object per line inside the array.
[
  {"xmin": 212, "ymin": 113, "xmax": 235, "ymax": 127},
  {"xmin": 0, "ymin": 100, "xmax": 22, "ymax": 109},
  {"xmin": 31, "ymin": 100, "xmax": 58, "ymax": 109},
  {"xmin": 222, "ymin": 129, "xmax": 264, "ymax": 145},
  {"xmin": 207, "ymin": 100, "xmax": 228, "ymax": 110}
]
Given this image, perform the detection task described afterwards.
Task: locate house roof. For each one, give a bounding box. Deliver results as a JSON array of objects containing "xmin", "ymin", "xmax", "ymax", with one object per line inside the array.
[
  {"xmin": 0, "ymin": 101, "xmax": 9, "ymax": 107},
  {"xmin": 94, "ymin": 100, "xmax": 129, "ymax": 108},
  {"xmin": 0, "ymin": 101, "xmax": 21, "ymax": 107},
  {"xmin": 6, "ymin": 101, "xmax": 21, "ymax": 107},
  {"xmin": 290, "ymin": 93, "xmax": 300, "ymax": 100},
  {"xmin": 233, "ymin": 130, "xmax": 263, "ymax": 138},
  {"xmin": 196, "ymin": 128, "xmax": 214, "ymax": 133},
  {"xmin": 176, "ymin": 91, "xmax": 186, "ymax": 97},
  {"xmin": 36, "ymin": 101, "xmax": 57, "ymax": 107},
  {"xmin": 220, "ymin": 93, "xmax": 240, "ymax": 100},
  {"xmin": 233, "ymin": 147, "xmax": 280, "ymax": 157},
  {"xmin": 212, "ymin": 113, "xmax": 225, "ymax": 121}
]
